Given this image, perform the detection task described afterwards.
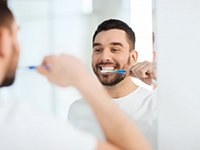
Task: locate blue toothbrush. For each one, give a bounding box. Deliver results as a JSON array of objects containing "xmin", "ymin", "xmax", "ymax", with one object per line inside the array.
[
  {"xmin": 100, "ymin": 69, "xmax": 126, "ymax": 74},
  {"xmin": 18, "ymin": 65, "xmax": 50, "ymax": 70}
]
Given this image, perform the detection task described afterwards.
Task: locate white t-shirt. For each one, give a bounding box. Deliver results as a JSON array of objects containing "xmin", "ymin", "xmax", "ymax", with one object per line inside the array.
[
  {"xmin": 0, "ymin": 101, "xmax": 97, "ymax": 150},
  {"xmin": 68, "ymin": 87, "xmax": 157, "ymax": 149}
]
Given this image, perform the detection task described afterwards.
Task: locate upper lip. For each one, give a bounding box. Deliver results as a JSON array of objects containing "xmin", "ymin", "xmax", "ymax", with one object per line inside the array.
[{"xmin": 101, "ymin": 66, "xmax": 115, "ymax": 70}]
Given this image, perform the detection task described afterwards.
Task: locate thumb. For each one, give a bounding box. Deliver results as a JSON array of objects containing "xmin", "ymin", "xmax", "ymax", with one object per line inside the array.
[{"xmin": 36, "ymin": 65, "xmax": 49, "ymax": 76}]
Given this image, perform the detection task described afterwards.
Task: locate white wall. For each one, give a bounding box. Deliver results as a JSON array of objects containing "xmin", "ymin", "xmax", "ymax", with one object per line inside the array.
[
  {"xmin": 131, "ymin": 0, "xmax": 153, "ymax": 62},
  {"xmin": 156, "ymin": 0, "xmax": 200, "ymax": 149}
]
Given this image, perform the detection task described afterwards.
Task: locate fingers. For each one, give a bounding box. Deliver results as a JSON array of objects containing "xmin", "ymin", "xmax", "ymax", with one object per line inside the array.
[
  {"xmin": 146, "ymin": 62, "xmax": 156, "ymax": 80},
  {"xmin": 36, "ymin": 65, "xmax": 50, "ymax": 77},
  {"xmin": 130, "ymin": 61, "xmax": 151, "ymax": 78},
  {"xmin": 35, "ymin": 53, "xmax": 88, "ymax": 87},
  {"xmin": 36, "ymin": 55, "xmax": 54, "ymax": 76},
  {"xmin": 129, "ymin": 61, "xmax": 157, "ymax": 86}
]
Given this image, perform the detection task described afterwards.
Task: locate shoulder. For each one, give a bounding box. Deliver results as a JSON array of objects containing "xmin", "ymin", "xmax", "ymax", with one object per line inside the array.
[
  {"xmin": 69, "ymin": 98, "xmax": 89, "ymax": 111},
  {"xmin": 68, "ymin": 98, "xmax": 93, "ymax": 119},
  {"xmin": 133, "ymin": 87, "xmax": 157, "ymax": 109},
  {"xmin": 137, "ymin": 87, "xmax": 153, "ymax": 96},
  {"xmin": 0, "ymin": 101, "xmax": 97, "ymax": 150},
  {"xmin": 0, "ymin": 101, "xmax": 42, "ymax": 118},
  {"xmin": 137, "ymin": 87, "xmax": 156, "ymax": 98},
  {"xmin": 139, "ymin": 87, "xmax": 157, "ymax": 110}
]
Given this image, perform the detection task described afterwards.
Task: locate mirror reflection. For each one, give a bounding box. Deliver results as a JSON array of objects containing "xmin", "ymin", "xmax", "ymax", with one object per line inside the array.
[
  {"xmin": 0, "ymin": 0, "xmax": 156, "ymax": 147},
  {"xmin": 0, "ymin": 0, "xmax": 155, "ymax": 148}
]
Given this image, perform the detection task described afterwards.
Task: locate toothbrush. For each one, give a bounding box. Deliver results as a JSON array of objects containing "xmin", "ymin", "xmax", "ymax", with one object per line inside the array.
[
  {"xmin": 18, "ymin": 65, "xmax": 50, "ymax": 70},
  {"xmin": 26, "ymin": 65, "xmax": 37, "ymax": 70},
  {"xmin": 101, "ymin": 69, "xmax": 126, "ymax": 74},
  {"xmin": 17, "ymin": 65, "xmax": 37, "ymax": 70}
]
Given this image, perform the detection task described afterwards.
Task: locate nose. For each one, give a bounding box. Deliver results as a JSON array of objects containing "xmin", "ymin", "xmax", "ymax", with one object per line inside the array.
[{"xmin": 100, "ymin": 49, "xmax": 112, "ymax": 62}]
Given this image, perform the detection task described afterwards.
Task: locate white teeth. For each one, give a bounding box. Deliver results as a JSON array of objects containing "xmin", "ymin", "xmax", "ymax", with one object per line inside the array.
[
  {"xmin": 101, "ymin": 70, "xmax": 113, "ymax": 73},
  {"xmin": 100, "ymin": 67, "xmax": 115, "ymax": 73},
  {"xmin": 101, "ymin": 67, "xmax": 114, "ymax": 71}
]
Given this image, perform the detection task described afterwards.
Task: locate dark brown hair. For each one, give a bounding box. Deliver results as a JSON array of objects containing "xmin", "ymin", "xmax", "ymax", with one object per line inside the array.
[
  {"xmin": 0, "ymin": 1, "xmax": 15, "ymax": 30},
  {"xmin": 93, "ymin": 19, "xmax": 136, "ymax": 50}
]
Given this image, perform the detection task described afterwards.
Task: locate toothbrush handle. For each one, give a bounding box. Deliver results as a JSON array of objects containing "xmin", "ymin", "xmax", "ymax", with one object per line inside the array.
[
  {"xmin": 115, "ymin": 69, "xmax": 126, "ymax": 74},
  {"xmin": 27, "ymin": 66, "xmax": 37, "ymax": 70},
  {"xmin": 27, "ymin": 64, "xmax": 50, "ymax": 70}
]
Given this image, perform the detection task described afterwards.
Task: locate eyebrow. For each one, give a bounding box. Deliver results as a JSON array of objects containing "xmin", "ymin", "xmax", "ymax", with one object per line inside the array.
[
  {"xmin": 93, "ymin": 43, "xmax": 102, "ymax": 47},
  {"xmin": 110, "ymin": 42, "xmax": 123, "ymax": 47},
  {"xmin": 93, "ymin": 42, "xmax": 124, "ymax": 47}
]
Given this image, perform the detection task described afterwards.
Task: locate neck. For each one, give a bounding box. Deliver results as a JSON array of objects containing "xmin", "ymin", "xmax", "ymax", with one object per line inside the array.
[{"xmin": 104, "ymin": 77, "xmax": 138, "ymax": 99}]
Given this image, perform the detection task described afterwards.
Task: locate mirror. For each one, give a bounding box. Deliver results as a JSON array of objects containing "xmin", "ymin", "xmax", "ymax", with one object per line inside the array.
[
  {"xmin": 0, "ymin": 0, "xmax": 153, "ymax": 117},
  {"xmin": 1, "ymin": 0, "xmax": 156, "ymax": 149}
]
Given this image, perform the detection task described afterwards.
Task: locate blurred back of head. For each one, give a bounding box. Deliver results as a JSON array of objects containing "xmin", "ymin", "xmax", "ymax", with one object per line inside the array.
[
  {"xmin": 0, "ymin": 0, "xmax": 18, "ymax": 87},
  {"xmin": 0, "ymin": 0, "xmax": 14, "ymax": 30}
]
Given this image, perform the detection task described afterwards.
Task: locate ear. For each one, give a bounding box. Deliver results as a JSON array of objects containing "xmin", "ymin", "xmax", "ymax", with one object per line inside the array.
[
  {"xmin": 152, "ymin": 50, "xmax": 156, "ymax": 62},
  {"xmin": 0, "ymin": 28, "xmax": 10, "ymax": 57},
  {"xmin": 0, "ymin": 29, "xmax": 4, "ymax": 56},
  {"xmin": 130, "ymin": 49, "xmax": 138, "ymax": 62}
]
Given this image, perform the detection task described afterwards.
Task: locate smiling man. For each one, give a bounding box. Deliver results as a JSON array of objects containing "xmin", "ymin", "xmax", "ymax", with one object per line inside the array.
[
  {"xmin": 92, "ymin": 27, "xmax": 138, "ymax": 95},
  {"xmin": 93, "ymin": 30, "xmax": 133, "ymax": 84},
  {"xmin": 68, "ymin": 19, "xmax": 157, "ymax": 149}
]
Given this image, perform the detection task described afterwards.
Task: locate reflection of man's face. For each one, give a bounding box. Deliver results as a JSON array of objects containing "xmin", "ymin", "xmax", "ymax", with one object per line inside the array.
[
  {"xmin": 1, "ymin": 21, "xmax": 20, "ymax": 87},
  {"xmin": 92, "ymin": 29, "xmax": 136, "ymax": 86}
]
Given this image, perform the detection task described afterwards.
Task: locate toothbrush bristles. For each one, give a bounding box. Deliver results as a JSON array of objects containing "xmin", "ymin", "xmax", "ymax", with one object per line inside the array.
[{"xmin": 100, "ymin": 69, "xmax": 126, "ymax": 74}]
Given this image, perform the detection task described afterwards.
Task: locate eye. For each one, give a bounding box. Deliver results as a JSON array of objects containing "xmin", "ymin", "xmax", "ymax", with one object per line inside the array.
[
  {"xmin": 111, "ymin": 48, "xmax": 120, "ymax": 52},
  {"xmin": 94, "ymin": 48, "xmax": 102, "ymax": 53}
]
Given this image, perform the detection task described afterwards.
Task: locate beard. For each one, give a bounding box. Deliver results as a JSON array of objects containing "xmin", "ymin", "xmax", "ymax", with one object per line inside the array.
[
  {"xmin": 0, "ymin": 73, "xmax": 16, "ymax": 87},
  {"xmin": 0, "ymin": 46, "xmax": 18, "ymax": 87},
  {"xmin": 0, "ymin": 60, "xmax": 17, "ymax": 87},
  {"xmin": 99, "ymin": 73, "xmax": 126, "ymax": 86},
  {"xmin": 92, "ymin": 57, "xmax": 131, "ymax": 86}
]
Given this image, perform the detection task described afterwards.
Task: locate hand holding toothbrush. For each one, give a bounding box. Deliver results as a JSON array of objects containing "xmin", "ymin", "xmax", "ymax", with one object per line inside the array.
[
  {"xmin": 99, "ymin": 61, "xmax": 157, "ymax": 88},
  {"xmin": 128, "ymin": 61, "xmax": 157, "ymax": 88},
  {"xmin": 36, "ymin": 54, "xmax": 89, "ymax": 87}
]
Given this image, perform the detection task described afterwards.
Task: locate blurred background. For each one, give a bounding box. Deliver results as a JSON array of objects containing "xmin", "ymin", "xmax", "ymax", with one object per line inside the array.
[{"xmin": 0, "ymin": 0, "xmax": 153, "ymax": 119}]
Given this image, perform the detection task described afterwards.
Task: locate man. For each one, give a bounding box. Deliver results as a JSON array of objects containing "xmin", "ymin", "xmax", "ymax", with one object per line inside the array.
[
  {"xmin": 0, "ymin": 2, "xmax": 151, "ymax": 150},
  {"xmin": 68, "ymin": 19, "xmax": 157, "ymax": 148}
]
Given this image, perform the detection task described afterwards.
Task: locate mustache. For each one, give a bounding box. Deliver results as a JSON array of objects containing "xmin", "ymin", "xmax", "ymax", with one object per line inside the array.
[{"xmin": 95, "ymin": 62, "xmax": 120, "ymax": 68}]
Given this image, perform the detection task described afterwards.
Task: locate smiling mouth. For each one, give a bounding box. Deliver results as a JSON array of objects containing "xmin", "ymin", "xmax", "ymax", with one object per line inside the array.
[{"xmin": 100, "ymin": 66, "xmax": 115, "ymax": 74}]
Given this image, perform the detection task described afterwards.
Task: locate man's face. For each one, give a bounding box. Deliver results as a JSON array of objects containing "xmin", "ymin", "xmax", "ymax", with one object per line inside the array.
[
  {"xmin": 92, "ymin": 29, "xmax": 136, "ymax": 86},
  {"xmin": 1, "ymin": 21, "xmax": 20, "ymax": 87}
]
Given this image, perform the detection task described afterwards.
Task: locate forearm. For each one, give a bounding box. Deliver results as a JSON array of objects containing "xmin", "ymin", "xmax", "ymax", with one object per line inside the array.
[{"xmin": 74, "ymin": 73, "xmax": 152, "ymax": 150}]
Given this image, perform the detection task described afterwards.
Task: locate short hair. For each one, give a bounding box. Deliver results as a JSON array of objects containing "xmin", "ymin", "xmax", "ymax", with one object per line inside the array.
[
  {"xmin": 0, "ymin": 1, "xmax": 15, "ymax": 30},
  {"xmin": 92, "ymin": 19, "xmax": 136, "ymax": 50}
]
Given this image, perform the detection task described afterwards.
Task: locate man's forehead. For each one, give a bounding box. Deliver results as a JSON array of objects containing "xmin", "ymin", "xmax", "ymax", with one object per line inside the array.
[{"xmin": 94, "ymin": 29, "xmax": 129, "ymax": 47}]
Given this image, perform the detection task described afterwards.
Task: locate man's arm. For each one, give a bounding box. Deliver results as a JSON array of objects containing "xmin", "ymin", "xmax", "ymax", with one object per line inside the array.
[
  {"xmin": 96, "ymin": 141, "xmax": 121, "ymax": 150},
  {"xmin": 37, "ymin": 54, "xmax": 152, "ymax": 150}
]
